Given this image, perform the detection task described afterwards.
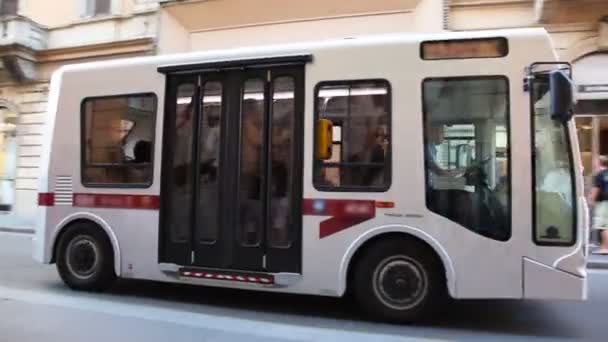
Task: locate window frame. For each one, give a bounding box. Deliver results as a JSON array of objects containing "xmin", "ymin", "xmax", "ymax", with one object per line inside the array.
[
  {"xmin": 421, "ymin": 75, "xmax": 512, "ymax": 242},
  {"xmin": 529, "ymin": 75, "xmax": 577, "ymax": 247},
  {"xmin": 80, "ymin": 92, "xmax": 158, "ymax": 188},
  {"xmin": 313, "ymin": 79, "xmax": 392, "ymax": 192}
]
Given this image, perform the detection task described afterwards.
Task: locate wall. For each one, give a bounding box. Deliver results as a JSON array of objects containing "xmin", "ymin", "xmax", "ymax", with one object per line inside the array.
[
  {"xmin": 161, "ymin": 0, "xmax": 444, "ymax": 53},
  {"xmin": 158, "ymin": 9, "xmax": 189, "ymax": 54},
  {"xmin": 22, "ymin": 0, "xmax": 81, "ymax": 27},
  {"xmin": 189, "ymin": 12, "xmax": 418, "ymax": 51}
]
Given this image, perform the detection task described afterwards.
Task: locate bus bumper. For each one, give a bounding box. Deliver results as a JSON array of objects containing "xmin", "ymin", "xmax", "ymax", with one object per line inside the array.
[
  {"xmin": 32, "ymin": 212, "xmax": 50, "ymax": 264},
  {"xmin": 523, "ymin": 257, "xmax": 587, "ymax": 300}
]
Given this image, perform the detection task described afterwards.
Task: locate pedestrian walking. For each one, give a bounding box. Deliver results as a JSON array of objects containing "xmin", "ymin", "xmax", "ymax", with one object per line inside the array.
[{"xmin": 590, "ymin": 155, "xmax": 608, "ymax": 254}]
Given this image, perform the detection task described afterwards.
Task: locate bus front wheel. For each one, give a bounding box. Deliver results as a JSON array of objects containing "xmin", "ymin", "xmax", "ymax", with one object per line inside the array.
[
  {"xmin": 56, "ymin": 223, "xmax": 116, "ymax": 291},
  {"xmin": 352, "ymin": 238, "xmax": 446, "ymax": 323}
]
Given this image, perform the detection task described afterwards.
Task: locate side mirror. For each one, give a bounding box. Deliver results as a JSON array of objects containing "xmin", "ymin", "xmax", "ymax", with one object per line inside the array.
[
  {"xmin": 316, "ymin": 119, "xmax": 333, "ymax": 160},
  {"xmin": 549, "ymin": 70, "xmax": 574, "ymax": 122}
]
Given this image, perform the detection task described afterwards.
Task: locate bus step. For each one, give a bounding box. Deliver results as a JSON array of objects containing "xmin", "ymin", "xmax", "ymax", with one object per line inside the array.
[{"xmin": 178, "ymin": 267, "xmax": 275, "ymax": 285}]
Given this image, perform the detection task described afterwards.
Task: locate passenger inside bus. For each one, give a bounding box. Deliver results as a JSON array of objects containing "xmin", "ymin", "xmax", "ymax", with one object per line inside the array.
[
  {"xmin": 82, "ymin": 95, "xmax": 155, "ymax": 185},
  {"xmin": 315, "ymin": 81, "xmax": 390, "ymax": 189},
  {"xmin": 423, "ymin": 77, "xmax": 510, "ymax": 241}
]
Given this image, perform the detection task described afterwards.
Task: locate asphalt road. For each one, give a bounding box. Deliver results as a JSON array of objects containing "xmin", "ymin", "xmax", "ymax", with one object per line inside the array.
[{"xmin": 0, "ymin": 232, "xmax": 606, "ymax": 341}]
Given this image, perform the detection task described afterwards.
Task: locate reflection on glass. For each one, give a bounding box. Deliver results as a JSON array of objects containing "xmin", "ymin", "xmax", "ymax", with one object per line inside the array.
[
  {"xmin": 82, "ymin": 94, "xmax": 156, "ymax": 185},
  {"xmin": 576, "ymin": 117, "xmax": 593, "ymax": 178},
  {"xmin": 269, "ymin": 77, "xmax": 294, "ymax": 248},
  {"xmin": 197, "ymin": 82, "xmax": 223, "ymax": 243},
  {"xmin": 238, "ymin": 79, "xmax": 265, "ymax": 246},
  {"xmin": 533, "ymin": 79, "xmax": 575, "ymax": 244},
  {"xmin": 170, "ymin": 83, "xmax": 195, "ymax": 242},
  {"xmin": 423, "ymin": 77, "xmax": 511, "ymax": 241},
  {"xmin": 314, "ymin": 81, "xmax": 390, "ymax": 189}
]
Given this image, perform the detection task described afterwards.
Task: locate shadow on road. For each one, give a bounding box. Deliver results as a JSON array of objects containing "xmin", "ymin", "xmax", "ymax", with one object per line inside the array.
[{"xmin": 61, "ymin": 278, "xmax": 586, "ymax": 340}]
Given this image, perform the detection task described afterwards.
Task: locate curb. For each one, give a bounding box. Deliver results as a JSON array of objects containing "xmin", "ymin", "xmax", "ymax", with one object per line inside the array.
[
  {"xmin": 588, "ymin": 262, "xmax": 608, "ymax": 270},
  {"xmin": 0, "ymin": 227, "xmax": 34, "ymax": 235}
]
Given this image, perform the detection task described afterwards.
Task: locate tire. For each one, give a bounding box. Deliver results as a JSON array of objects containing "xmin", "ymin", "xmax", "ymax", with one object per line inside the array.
[
  {"xmin": 352, "ymin": 238, "xmax": 446, "ymax": 323},
  {"xmin": 56, "ymin": 222, "xmax": 116, "ymax": 291}
]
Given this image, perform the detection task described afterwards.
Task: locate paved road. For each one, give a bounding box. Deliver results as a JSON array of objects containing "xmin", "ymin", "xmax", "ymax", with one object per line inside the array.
[{"xmin": 0, "ymin": 232, "xmax": 606, "ymax": 341}]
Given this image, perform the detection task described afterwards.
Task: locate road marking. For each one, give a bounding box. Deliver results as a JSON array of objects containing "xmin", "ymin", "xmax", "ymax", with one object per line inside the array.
[{"xmin": 0, "ymin": 285, "xmax": 446, "ymax": 342}]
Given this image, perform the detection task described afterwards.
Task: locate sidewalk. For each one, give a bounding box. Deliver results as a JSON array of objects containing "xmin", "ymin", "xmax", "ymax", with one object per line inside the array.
[{"xmin": 589, "ymin": 245, "xmax": 608, "ymax": 269}]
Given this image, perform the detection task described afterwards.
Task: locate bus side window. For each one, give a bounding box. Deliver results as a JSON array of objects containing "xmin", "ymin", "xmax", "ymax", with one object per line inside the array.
[
  {"xmin": 313, "ymin": 80, "xmax": 391, "ymax": 191},
  {"xmin": 81, "ymin": 93, "xmax": 157, "ymax": 187}
]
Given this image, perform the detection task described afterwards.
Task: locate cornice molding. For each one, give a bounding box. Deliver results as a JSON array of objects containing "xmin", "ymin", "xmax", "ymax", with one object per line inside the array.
[{"xmin": 37, "ymin": 37, "xmax": 156, "ymax": 63}]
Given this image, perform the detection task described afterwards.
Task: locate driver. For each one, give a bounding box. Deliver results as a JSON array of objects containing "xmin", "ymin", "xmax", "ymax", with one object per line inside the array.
[{"xmin": 426, "ymin": 124, "xmax": 449, "ymax": 177}]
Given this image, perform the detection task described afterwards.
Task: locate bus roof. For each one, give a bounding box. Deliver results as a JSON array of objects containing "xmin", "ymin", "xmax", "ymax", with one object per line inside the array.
[{"xmin": 57, "ymin": 28, "xmax": 549, "ymax": 75}]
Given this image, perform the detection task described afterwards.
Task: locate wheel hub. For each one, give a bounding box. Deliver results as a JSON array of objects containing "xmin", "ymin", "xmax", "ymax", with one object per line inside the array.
[
  {"xmin": 66, "ymin": 237, "xmax": 99, "ymax": 279},
  {"xmin": 373, "ymin": 256, "xmax": 428, "ymax": 310}
]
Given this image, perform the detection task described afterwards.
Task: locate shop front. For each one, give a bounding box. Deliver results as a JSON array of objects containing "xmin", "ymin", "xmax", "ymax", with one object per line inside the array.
[{"xmin": 574, "ymin": 53, "xmax": 608, "ymax": 195}]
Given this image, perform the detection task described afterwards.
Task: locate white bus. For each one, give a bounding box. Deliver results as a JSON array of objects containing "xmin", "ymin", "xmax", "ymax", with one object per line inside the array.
[{"xmin": 34, "ymin": 28, "xmax": 587, "ymax": 322}]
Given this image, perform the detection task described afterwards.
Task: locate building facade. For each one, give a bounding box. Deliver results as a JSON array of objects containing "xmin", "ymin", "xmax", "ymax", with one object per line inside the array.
[
  {"xmin": 157, "ymin": 0, "xmax": 445, "ymax": 54},
  {"xmin": 0, "ymin": 0, "xmax": 161, "ymax": 230},
  {"xmin": 3, "ymin": 0, "xmax": 608, "ymax": 230}
]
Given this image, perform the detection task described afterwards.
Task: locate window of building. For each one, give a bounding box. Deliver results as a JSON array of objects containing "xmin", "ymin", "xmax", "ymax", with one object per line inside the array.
[
  {"xmin": 314, "ymin": 80, "xmax": 390, "ymax": 191},
  {"xmin": 85, "ymin": 0, "xmax": 111, "ymax": 17},
  {"xmin": 0, "ymin": 0, "xmax": 18, "ymax": 16},
  {"xmin": 82, "ymin": 94, "xmax": 156, "ymax": 187},
  {"xmin": 423, "ymin": 76, "xmax": 511, "ymax": 241}
]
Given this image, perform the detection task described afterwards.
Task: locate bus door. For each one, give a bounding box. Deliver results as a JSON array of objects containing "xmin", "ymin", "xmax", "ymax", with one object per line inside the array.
[{"xmin": 159, "ymin": 65, "xmax": 304, "ymax": 273}]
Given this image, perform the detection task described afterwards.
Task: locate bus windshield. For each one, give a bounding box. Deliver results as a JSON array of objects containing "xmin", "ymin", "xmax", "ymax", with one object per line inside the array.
[{"xmin": 531, "ymin": 74, "xmax": 576, "ymax": 245}]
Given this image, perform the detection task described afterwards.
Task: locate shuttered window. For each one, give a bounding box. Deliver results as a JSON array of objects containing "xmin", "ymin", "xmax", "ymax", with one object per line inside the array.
[
  {"xmin": 0, "ymin": 0, "xmax": 18, "ymax": 16},
  {"xmin": 85, "ymin": 0, "xmax": 111, "ymax": 17}
]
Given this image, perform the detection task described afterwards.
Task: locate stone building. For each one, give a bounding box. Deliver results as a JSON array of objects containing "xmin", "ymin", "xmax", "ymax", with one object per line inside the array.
[{"xmin": 0, "ymin": 0, "xmax": 160, "ymax": 230}]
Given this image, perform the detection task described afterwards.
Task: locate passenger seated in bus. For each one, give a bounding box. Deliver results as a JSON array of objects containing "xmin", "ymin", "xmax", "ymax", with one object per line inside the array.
[
  {"xmin": 347, "ymin": 118, "xmax": 387, "ymax": 186},
  {"xmin": 133, "ymin": 140, "xmax": 152, "ymax": 163},
  {"xmin": 127, "ymin": 140, "xmax": 152, "ymax": 183},
  {"xmin": 425, "ymin": 122, "xmax": 474, "ymax": 228},
  {"xmin": 425, "ymin": 124, "xmax": 450, "ymax": 177}
]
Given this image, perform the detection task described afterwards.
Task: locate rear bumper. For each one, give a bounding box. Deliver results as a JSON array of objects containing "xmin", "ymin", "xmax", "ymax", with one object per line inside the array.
[
  {"xmin": 32, "ymin": 211, "xmax": 51, "ymax": 264},
  {"xmin": 523, "ymin": 257, "xmax": 587, "ymax": 300}
]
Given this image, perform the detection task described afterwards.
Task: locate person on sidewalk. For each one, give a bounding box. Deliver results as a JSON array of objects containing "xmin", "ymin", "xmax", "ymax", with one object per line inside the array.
[{"xmin": 590, "ymin": 155, "xmax": 608, "ymax": 254}]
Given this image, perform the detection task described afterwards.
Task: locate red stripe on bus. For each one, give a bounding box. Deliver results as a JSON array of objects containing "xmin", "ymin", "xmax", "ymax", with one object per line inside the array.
[
  {"xmin": 302, "ymin": 199, "xmax": 375, "ymax": 238},
  {"xmin": 73, "ymin": 193, "xmax": 160, "ymax": 210},
  {"xmin": 38, "ymin": 193, "xmax": 55, "ymax": 207}
]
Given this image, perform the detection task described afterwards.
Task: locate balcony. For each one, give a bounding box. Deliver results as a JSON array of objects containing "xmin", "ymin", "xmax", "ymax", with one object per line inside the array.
[{"xmin": 0, "ymin": 15, "xmax": 48, "ymax": 82}]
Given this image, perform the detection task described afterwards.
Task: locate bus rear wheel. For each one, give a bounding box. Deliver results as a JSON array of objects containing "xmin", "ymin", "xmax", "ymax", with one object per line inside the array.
[
  {"xmin": 56, "ymin": 223, "xmax": 116, "ymax": 291},
  {"xmin": 352, "ymin": 238, "xmax": 445, "ymax": 323}
]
